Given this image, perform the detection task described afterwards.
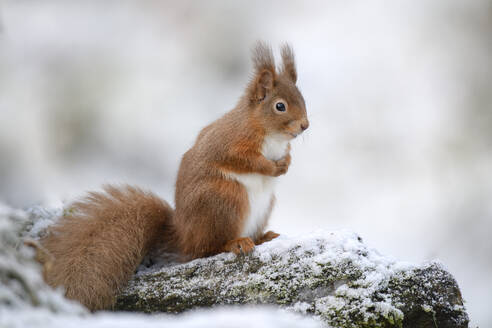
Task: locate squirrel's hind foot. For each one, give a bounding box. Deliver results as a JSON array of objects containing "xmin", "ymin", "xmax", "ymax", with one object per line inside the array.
[{"xmin": 224, "ymin": 237, "xmax": 255, "ymax": 255}]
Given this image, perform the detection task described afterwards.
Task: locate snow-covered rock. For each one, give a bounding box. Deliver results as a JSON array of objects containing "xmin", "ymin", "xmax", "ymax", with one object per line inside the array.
[
  {"xmin": 117, "ymin": 231, "xmax": 468, "ymax": 328},
  {"xmin": 0, "ymin": 204, "xmax": 83, "ymax": 314}
]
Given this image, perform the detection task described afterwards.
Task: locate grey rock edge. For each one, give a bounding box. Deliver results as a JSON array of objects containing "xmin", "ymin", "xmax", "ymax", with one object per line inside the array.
[{"xmin": 115, "ymin": 231, "xmax": 469, "ymax": 328}]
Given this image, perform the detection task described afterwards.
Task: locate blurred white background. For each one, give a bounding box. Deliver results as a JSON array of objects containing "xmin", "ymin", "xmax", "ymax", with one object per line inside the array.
[{"xmin": 0, "ymin": 1, "xmax": 490, "ymax": 326}]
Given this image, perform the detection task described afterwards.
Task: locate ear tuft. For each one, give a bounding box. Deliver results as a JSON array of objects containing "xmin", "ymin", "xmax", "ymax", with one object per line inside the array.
[
  {"xmin": 280, "ymin": 43, "xmax": 297, "ymax": 83},
  {"xmin": 252, "ymin": 41, "xmax": 275, "ymax": 74}
]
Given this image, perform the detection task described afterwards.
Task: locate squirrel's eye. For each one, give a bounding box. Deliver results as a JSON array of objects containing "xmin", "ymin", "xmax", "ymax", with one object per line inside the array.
[{"xmin": 275, "ymin": 102, "xmax": 286, "ymax": 112}]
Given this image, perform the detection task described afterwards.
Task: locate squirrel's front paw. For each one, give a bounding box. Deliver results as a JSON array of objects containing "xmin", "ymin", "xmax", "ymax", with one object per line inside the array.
[
  {"xmin": 273, "ymin": 154, "xmax": 291, "ymax": 177},
  {"xmin": 224, "ymin": 237, "xmax": 255, "ymax": 255}
]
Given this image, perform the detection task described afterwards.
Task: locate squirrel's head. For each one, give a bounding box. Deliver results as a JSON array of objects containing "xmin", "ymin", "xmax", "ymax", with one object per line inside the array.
[{"xmin": 246, "ymin": 42, "xmax": 309, "ymax": 139}]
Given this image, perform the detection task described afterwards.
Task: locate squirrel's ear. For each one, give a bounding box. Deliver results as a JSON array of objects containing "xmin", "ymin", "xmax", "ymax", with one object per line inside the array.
[
  {"xmin": 280, "ymin": 43, "xmax": 297, "ymax": 84},
  {"xmin": 251, "ymin": 41, "xmax": 276, "ymax": 102},
  {"xmin": 254, "ymin": 69, "xmax": 274, "ymax": 102}
]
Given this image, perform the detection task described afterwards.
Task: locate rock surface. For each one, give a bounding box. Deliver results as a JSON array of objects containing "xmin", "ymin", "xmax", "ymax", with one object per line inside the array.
[{"xmin": 116, "ymin": 231, "xmax": 469, "ymax": 328}]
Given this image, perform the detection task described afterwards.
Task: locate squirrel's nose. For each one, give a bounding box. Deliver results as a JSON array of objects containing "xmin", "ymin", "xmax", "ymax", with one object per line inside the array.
[{"xmin": 300, "ymin": 120, "xmax": 309, "ymax": 131}]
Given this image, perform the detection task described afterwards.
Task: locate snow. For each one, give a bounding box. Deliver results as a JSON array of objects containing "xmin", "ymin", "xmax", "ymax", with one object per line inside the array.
[
  {"xmin": 1, "ymin": 307, "xmax": 324, "ymax": 328},
  {"xmin": 253, "ymin": 230, "xmax": 410, "ymax": 323},
  {"xmin": 23, "ymin": 206, "xmax": 65, "ymax": 239}
]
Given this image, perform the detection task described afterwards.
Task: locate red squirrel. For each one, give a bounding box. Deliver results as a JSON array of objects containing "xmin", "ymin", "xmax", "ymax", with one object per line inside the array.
[{"xmin": 39, "ymin": 42, "xmax": 309, "ymax": 311}]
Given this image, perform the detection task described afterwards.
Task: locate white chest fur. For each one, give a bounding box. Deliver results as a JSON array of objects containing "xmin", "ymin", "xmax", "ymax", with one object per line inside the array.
[{"xmin": 228, "ymin": 134, "xmax": 290, "ymax": 239}]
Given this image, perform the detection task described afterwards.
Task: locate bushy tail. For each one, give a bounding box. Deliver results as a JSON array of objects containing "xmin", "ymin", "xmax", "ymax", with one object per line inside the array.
[{"xmin": 40, "ymin": 185, "xmax": 174, "ymax": 310}]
